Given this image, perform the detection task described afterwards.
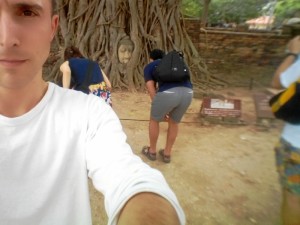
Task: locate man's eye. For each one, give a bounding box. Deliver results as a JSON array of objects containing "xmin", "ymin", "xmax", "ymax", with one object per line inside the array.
[
  {"xmin": 23, "ymin": 10, "xmax": 35, "ymax": 16},
  {"xmin": 21, "ymin": 10, "xmax": 37, "ymax": 17}
]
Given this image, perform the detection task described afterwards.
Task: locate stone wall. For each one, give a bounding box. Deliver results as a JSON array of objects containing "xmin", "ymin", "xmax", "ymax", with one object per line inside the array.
[{"xmin": 184, "ymin": 19, "xmax": 291, "ymax": 66}]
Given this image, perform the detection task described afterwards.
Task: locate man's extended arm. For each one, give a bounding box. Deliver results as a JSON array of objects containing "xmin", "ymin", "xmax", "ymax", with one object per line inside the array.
[
  {"xmin": 117, "ymin": 192, "xmax": 181, "ymax": 225},
  {"xmin": 146, "ymin": 80, "xmax": 157, "ymax": 101}
]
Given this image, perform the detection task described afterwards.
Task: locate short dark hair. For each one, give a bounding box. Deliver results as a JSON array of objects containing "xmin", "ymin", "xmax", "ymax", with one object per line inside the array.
[
  {"xmin": 64, "ymin": 46, "xmax": 84, "ymax": 60},
  {"xmin": 150, "ymin": 49, "xmax": 165, "ymax": 60}
]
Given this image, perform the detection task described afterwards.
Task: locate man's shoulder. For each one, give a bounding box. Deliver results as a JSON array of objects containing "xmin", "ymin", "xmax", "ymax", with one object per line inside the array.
[
  {"xmin": 152, "ymin": 59, "xmax": 161, "ymax": 66},
  {"xmin": 144, "ymin": 60, "xmax": 160, "ymax": 74},
  {"xmin": 50, "ymin": 82, "xmax": 88, "ymax": 101},
  {"xmin": 50, "ymin": 82, "xmax": 107, "ymax": 112},
  {"xmin": 148, "ymin": 60, "xmax": 161, "ymax": 67}
]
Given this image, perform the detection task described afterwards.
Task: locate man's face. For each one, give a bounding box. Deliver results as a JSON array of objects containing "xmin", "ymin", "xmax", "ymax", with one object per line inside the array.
[{"xmin": 0, "ymin": 0, "xmax": 59, "ymax": 89}]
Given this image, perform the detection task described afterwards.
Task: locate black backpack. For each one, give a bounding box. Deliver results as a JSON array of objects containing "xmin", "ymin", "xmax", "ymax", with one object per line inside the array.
[{"xmin": 153, "ymin": 50, "xmax": 190, "ymax": 83}]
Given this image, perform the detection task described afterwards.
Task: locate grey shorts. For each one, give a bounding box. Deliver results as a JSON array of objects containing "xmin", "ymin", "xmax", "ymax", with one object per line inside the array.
[{"xmin": 151, "ymin": 87, "xmax": 193, "ymax": 123}]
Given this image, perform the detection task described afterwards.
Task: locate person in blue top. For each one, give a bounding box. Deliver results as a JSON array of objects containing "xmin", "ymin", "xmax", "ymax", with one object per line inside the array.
[
  {"xmin": 60, "ymin": 46, "xmax": 112, "ymax": 106},
  {"xmin": 142, "ymin": 49, "xmax": 193, "ymax": 163}
]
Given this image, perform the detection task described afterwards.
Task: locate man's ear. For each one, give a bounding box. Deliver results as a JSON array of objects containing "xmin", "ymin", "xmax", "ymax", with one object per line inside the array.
[{"xmin": 50, "ymin": 15, "xmax": 59, "ymax": 41}]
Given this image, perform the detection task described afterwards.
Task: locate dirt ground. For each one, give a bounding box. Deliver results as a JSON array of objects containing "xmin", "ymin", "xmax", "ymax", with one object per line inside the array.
[{"xmin": 88, "ymin": 63, "xmax": 284, "ymax": 225}]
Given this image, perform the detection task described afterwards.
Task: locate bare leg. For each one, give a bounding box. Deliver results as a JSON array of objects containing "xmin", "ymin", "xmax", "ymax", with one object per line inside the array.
[
  {"xmin": 164, "ymin": 118, "xmax": 178, "ymax": 156},
  {"xmin": 282, "ymin": 189, "xmax": 300, "ymax": 225},
  {"xmin": 149, "ymin": 118, "xmax": 159, "ymax": 153}
]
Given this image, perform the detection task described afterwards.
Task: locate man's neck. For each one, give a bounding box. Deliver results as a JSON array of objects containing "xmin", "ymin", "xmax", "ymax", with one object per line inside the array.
[{"xmin": 0, "ymin": 80, "xmax": 48, "ymax": 118}]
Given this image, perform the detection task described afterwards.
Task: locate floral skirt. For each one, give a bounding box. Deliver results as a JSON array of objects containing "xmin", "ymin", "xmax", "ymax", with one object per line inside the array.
[
  {"xmin": 275, "ymin": 138, "xmax": 300, "ymax": 195},
  {"xmin": 89, "ymin": 82, "xmax": 112, "ymax": 107}
]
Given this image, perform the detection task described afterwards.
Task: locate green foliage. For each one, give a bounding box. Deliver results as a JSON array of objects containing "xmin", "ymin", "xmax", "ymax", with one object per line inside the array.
[
  {"xmin": 275, "ymin": 0, "xmax": 300, "ymax": 22},
  {"xmin": 182, "ymin": 0, "xmax": 300, "ymax": 25},
  {"xmin": 182, "ymin": 0, "xmax": 270, "ymax": 24},
  {"xmin": 181, "ymin": 0, "xmax": 202, "ymax": 18},
  {"xmin": 215, "ymin": 0, "xmax": 271, "ymax": 23}
]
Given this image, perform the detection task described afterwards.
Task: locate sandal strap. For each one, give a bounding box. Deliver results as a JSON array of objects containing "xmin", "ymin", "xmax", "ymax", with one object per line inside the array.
[
  {"xmin": 159, "ymin": 149, "xmax": 171, "ymax": 163},
  {"xmin": 142, "ymin": 146, "xmax": 156, "ymax": 161}
]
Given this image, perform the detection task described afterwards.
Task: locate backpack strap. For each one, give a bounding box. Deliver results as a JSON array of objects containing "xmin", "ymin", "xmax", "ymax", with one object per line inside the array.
[{"xmin": 75, "ymin": 60, "xmax": 94, "ymax": 94}]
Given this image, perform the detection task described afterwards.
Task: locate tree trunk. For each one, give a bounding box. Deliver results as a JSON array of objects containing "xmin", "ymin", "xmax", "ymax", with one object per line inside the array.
[
  {"xmin": 201, "ymin": 0, "xmax": 211, "ymax": 27},
  {"xmin": 44, "ymin": 0, "xmax": 227, "ymax": 93}
]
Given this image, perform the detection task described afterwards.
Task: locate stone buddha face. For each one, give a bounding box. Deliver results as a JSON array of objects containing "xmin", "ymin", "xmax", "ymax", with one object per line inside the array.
[{"xmin": 117, "ymin": 38, "xmax": 134, "ymax": 64}]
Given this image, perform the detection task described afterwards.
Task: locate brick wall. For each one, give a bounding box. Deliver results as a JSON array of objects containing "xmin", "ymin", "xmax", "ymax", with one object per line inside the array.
[{"xmin": 184, "ymin": 19, "xmax": 291, "ymax": 66}]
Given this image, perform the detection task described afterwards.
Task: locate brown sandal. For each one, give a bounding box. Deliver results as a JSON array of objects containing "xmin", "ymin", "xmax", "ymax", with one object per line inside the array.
[
  {"xmin": 159, "ymin": 149, "xmax": 171, "ymax": 163},
  {"xmin": 141, "ymin": 146, "xmax": 156, "ymax": 161}
]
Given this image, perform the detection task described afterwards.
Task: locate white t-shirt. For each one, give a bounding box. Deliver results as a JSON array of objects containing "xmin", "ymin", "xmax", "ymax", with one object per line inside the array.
[
  {"xmin": 280, "ymin": 57, "xmax": 300, "ymax": 148},
  {"xmin": 0, "ymin": 82, "xmax": 185, "ymax": 225}
]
